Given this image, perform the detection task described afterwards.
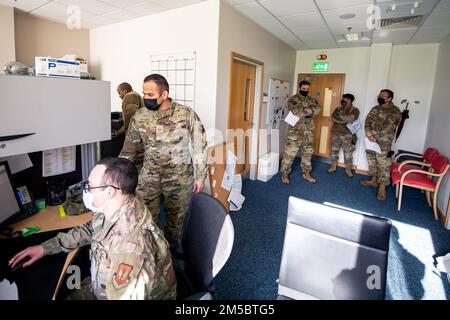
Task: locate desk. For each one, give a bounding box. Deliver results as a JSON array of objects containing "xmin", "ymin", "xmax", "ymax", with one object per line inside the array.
[{"xmin": 5, "ymin": 206, "xmax": 92, "ymax": 299}]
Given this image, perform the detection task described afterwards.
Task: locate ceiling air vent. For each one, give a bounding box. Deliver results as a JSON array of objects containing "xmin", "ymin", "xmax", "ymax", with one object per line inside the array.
[{"xmin": 378, "ymin": 15, "xmax": 423, "ymax": 29}]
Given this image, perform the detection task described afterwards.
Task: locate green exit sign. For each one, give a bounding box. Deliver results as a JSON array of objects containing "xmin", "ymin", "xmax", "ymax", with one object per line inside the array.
[{"xmin": 313, "ymin": 62, "xmax": 329, "ymax": 72}]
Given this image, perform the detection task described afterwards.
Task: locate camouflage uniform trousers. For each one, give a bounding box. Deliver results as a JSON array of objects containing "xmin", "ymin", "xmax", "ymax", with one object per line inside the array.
[
  {"xmin": 65, "ymin": 277, "xmax": 97, "ymax": 300},
  {"xmin": 366, "ymin": 150, "xmax": 391, "ymax": 185},
  {"xmin": 137, "ymin": 164, "xmax": 193, "ymax": 245},
  {"xmin": 330, "ymin": 133, "xmax": 356, "ymax": 165},
  {"xmin": 280, "ymin": 128, "xmax": 314, "ymax": 174}
]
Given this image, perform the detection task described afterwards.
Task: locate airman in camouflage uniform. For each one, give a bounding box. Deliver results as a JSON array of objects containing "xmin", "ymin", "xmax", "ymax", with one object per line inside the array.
[
  {"xmin": 120, "ymin": 74, "xmax": 207, "ymax": 247},
  {"xmin": 360, "ymin": 89, "xmax": 402, "ymax": 201},
  {"xmin": 328, "ymin": 93, "xmax": 360, "ymax": 177},
  {"xmin": 280, "ymin": 80, "xmax": 321, "ymax": 184},
  {"xmin": 113, "ymin": 83, "xmax": 145, "ymax": 137},
  {"xmin": 9, "ymin": 158, "xmax": 176, "ymax": 300}
]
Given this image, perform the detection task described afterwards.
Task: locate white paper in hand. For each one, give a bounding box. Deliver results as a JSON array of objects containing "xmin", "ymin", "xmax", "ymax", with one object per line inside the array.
[
  {"xmin": 365, "ymin": 137, "xmax": 382, "ymax": 153},
  {"xmin": 346, "ymin": 120, "xmax": 361, "ymax": 134},
  {"xmin": 284, "ymin": 111, "xmax": 299, "ymax": 127}
]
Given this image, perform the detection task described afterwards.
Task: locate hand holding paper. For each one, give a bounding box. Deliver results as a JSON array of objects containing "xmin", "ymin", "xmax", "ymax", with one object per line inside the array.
[
  {"xmin": 365, "ymin": 137, "xmax": 381, "ymax": 153},
  {"xmin": 284, "ymin": 111, "xmax": 299, "ymax": 127}
]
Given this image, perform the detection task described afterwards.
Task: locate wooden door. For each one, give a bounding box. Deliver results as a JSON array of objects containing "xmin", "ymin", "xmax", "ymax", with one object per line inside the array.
[
  {"xmin": 228, "ymin": 59, "xmax": 257, "ymax": 174},
  {"xmin": 298, "ymin": 74, "xmax": 345, "ymax": 158}
]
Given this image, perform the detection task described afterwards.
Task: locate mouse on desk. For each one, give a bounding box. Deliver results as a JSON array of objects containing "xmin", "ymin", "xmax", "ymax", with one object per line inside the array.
[{"xmin": 9, "ymin": 256, "xmax": 31, "ymax": 272}]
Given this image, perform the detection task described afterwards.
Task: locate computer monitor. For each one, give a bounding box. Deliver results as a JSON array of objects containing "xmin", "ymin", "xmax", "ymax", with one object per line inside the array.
[{"xmin": 0, "ymin": 161, "xmax": 22, "ymax": 226}]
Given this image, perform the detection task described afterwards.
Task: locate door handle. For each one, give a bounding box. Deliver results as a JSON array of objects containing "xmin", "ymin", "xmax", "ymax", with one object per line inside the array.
[{"xmin": 0, "ymin": 133, "xmax": 36, "ymax": 142}]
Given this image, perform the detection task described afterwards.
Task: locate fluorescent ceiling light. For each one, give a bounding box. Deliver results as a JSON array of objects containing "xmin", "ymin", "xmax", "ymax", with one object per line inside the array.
[{"xmin": 344, "ymin": 32, "xmax": 361, "ymax": 41}]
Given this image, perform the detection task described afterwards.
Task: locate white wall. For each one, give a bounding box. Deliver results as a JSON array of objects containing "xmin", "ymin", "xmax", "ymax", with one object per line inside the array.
[
  {"xmin": 388, "ymin": 44, "xmax": 439, "ymax": 154},
  {"xmin": 215, "ymin": 1, "xmax": 297, "ymax": 156},
  {"xmin": 294, "ymin": 44, "xmax": 438, "ymax": 171},
  {"xmin": 426, "ymin": 35, "xmax": 450, "ymax": 227},
  {"xmin": 89, "ymin": 0, "xmax": 220, "ymax": 131},
  {"xmin": 0, "ymin": 5, "xmax": 15, "ymax": 74}
]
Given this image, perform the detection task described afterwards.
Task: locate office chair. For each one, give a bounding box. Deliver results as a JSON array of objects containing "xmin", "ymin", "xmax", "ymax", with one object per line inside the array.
[
  {"xmin": 173, "ymin": 192, "xmax": 234, "ymax": 300},
  {"xmin": 277, "ymin": 197, "xmax": 392, "ymax": 300}
]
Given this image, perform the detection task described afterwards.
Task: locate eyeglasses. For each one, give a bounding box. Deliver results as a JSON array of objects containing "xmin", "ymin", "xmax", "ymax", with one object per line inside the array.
[{"xmin": 82, "ymin": 180, "xmax": 120, "ymax": 192}]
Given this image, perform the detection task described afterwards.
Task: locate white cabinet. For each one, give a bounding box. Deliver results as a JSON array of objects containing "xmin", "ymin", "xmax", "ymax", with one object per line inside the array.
[{"xmin": 0, "ymin": 75, "xmax": 110, "ymax": 157}]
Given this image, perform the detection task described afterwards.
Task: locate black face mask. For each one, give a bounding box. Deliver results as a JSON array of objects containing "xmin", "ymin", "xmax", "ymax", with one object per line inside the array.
[
  {"xmin": 377, "ymin": 97, "xmax": 386, "ymax": 105},
  {"xmin": 341, "ymin": 100, "xmax": 347, "ymax": 106},
  {"xmin": 299, "ymin": 90, "xmax": 309, "ymax": 97},
  {"xmin": 144, "ymin": 98, "xmax": 160, "ymax": 110}
]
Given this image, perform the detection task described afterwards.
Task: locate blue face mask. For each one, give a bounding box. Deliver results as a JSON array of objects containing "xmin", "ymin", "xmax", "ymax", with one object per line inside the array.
[{"xmin": 144, "ymin": 98, "xmax": 160, "ymax": 110}]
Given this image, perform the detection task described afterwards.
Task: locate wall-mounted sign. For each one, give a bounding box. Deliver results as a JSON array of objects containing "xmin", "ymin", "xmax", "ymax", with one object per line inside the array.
[{"xmin": 313, "ymin": 62, "xmax": 329, "ymax": 72}]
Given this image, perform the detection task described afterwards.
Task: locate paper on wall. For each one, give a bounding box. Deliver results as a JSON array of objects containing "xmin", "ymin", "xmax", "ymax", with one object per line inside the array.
[
  {"xmin": 221, "ymin": 171, "xmax": 234, "ymax": 192},
  {"xmin": 346, "ymin": 120, "xmax": 361, "ymax": 134},
  {"xmin": 0, "ymin": 154, "xmax": 33, "ymax": 174},
  {"xmin": 364, "ymin": 137, "xmax": 382, "ymax": 154},
  {"xmin": 284, "ymin": 111, "xmax": 299, "ymax": 127},
  {"xmin": 228, "ymin": 189, "xmax": 245, "ymax": 211},
  {"xmin": 42, "ymin": 146, "xmax": 76, "ymax": 177}
]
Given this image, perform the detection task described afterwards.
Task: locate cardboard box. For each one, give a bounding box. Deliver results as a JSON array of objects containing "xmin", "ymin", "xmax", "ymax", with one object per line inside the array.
[{"xmin": 35, "ymin": 57, "xmax": 80, "ymax": 78}]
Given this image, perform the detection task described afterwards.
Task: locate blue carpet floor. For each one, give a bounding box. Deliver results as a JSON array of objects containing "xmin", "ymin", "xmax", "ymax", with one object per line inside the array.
[{"xmin": 215, "ymin": 160, "xmax": 450, "ymax": 300}]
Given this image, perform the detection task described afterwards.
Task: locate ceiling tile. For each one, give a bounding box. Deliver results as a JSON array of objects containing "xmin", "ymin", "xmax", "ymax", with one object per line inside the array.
[
  {"xmin": 322, "ymin": 5, "xmax": 374, "ymax": 25},
  {"xmin": 99, "ymin": 0, "xmax": 144, "ymax": 9},
  {"xmin": 0, "ymin": 0, "xmax": 51, "ymax": 13},
  {"xmin": 255, "ymin": 17, "xmax": 286, "ymax": 32},
  {"xmin": 337, "ymin": 38, "xmax": 371, "ymax": 47},
  {"xmin": 433, "ymin": 0, "xmax": 450, "ymax": 13},
  {"xmin": 329, "ymin": 20, "xmax": 372, "ymax": 34},
  {"xmin": 102, "ymin": 9, "xmax": 138, "ymax": 22},
  {"xmin": 58, "ymin": 0, "xmax": 117, "ymax": 15},
  {"xmin": 280, "ymin": 11, "xmax": 325, "ymax": 29},
  {"xmin": 126, "ymin": 1, "xmax": 167, "ymax": 15},
  {"xmin": 303, "ymin": 38, "xmax": 338, "ymax": 49},
  {"xmin": 291, "ymin": 25, "xmax": 331, "ymax": 40},
  {"xmin": 82, "ymin": 14, "xmax": 117, "ymax": 27},
  {"xmin": 410, "ymin": 25, "xmax": 450, "ymax": 43},
  {"xmin": 315, "ymin": 0, "xmax": 372, "ymax": 11},
  {"xmin": 151, "ymin": 0, "xmax": 202, "ymax": 9},
  {"xmin": 234, "ymin": 2, "xmax": 273, "ymax": 20},
  {"xmin": 372, "ymin": 27, "xmax": 417, "ymax": 44},
  {"xmin": 424, "ymin": 12, "xmax": 450, "ymax": 26},
  {"xmin": 259, "ymin": 0, "xmax": 317, "ymax": 17},
  {"xmin": 30, "ymin": 2, "xmax": 71, "ymax": 24}
]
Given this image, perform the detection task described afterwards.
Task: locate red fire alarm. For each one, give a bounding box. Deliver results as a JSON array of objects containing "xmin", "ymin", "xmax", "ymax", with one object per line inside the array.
[{"xmin": 317, "ymin": 54, "xmax": 327, "ymax": 60}]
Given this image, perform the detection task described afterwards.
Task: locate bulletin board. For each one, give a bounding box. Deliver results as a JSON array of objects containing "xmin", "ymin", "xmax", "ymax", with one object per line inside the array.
[
  {"xmin": 207, "ymin": 142, "xmax": 237, "ymax": 212},
  {"xmin": 267, "ymin": 78, "xmax": 291, "ymax": 132}
]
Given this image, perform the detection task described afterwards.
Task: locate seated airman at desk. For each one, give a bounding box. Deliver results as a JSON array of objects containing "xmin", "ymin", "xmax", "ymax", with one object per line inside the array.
[{"xmin": 9, "ymin": 157, "xmax": 176, "ymax": 300}]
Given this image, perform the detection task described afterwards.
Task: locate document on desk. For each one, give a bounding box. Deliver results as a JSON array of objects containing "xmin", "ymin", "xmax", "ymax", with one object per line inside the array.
[
  {"xmin": 43, "ymin": 146, "xmax": 76, "ymax": 177},
  {"xmin": 228, "ymin": 189, "xmax": 245, "ymax": 211},
  {"xmin": 364, "ymin": 137, "xmax": 381, "ymax": 153},
  {"xmin": 284, "ymin": 111, "xmax": 299, "ymax": 127},
  {"xmin": 346, "ymin": 120, "xmax": 361, "ymax": 134}
]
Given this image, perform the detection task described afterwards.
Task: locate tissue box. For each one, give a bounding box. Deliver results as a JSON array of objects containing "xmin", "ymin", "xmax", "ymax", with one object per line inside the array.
[{"xmin": 35, "ymin": 57, "xmax": 80, "ymax": 78}]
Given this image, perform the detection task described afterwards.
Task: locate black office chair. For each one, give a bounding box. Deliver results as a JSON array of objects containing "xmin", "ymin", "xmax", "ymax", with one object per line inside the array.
[
  {"xmin": 277, "ymin": 197, "xmax": 392, "ymax": 300},
  {"xmin": 173, "ymin": 192, "xmax": 234, "ymax": 300}
]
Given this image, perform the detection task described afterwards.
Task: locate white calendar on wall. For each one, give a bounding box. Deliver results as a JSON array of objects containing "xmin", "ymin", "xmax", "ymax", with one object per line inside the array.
[
  {"xmin": 267, "ymin": 78, "xmax": 291, "ymax": 133},
  {"xmin": 150, "ymin": 52, "xmax": 196, "ymax": 108}
]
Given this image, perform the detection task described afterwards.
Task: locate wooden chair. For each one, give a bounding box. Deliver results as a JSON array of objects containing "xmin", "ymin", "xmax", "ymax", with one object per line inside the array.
[
  {"xmin": 391, "ymin": 147, "xmax": 439, "ymax": 176},
  {"xmin": 392, "ymin": 155, "xmax": 449, "ymax": 220}
]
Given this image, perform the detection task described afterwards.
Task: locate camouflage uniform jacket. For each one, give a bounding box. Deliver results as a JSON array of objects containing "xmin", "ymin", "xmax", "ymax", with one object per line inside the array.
[
  {"xmin": 287, "ymin": 93, "xmax": 321, "ymax": 133},
  {"xmin": 331, "ymin": 105, "xmax": 360, "ymax": 135},
  {"xmin": 116, "ymin": 91, "xmax": 145, "ymax": 136},
  {"xmin": 41, "ymin": 196, "xmax": 177, "ymax": 300},
  {"xmin": 120, "ymin": 99, "xmax": 208, "ymax": 182},
  {"xmin": 365, "ymin": 103, "xmax": 402, "ymax": 151}
]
